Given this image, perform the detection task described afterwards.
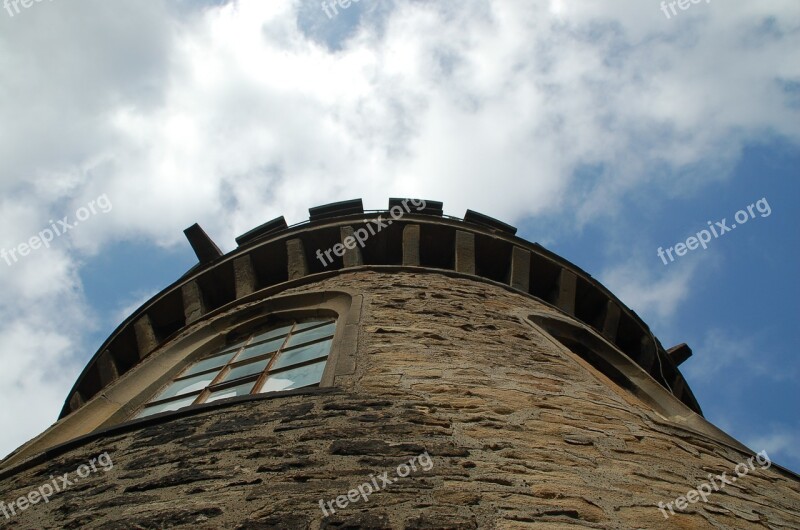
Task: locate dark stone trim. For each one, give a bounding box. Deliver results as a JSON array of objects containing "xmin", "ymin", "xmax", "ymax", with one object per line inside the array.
[
  {"xmin": 389, "ymin": 197, "xmax": 443, "ymax": 216},
  {"xmin": 464, "ymin": 209, "xmax": 517, "ymax": 235},
  {"xmin": 0, "ymin": 387, "xmax": 340, "ymax": 480},
  {"xmin": 235, "ymin": 216, "xmax": 288, "ymax": 246},
  {"xmin": 183, "ymin": 223, "xmax": 223, "ymax": 264},
  {"xmin": 667, "ymin": 343, "xmax": 693, "ymax": 366},
  {"xmin": 309, "ymin": 199, "xmax": 364, "ymax": 222}
]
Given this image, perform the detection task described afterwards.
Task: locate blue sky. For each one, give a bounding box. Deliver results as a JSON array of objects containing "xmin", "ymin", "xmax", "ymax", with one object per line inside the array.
[{"xmin": 0, "ymin": 0, "xmax": 797, "ymax": 474}]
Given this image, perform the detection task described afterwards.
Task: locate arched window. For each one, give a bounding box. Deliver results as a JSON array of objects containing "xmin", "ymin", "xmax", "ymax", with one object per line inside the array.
[{"xmin": 135, "ymin": 318, "xmax": 336, "ymax": 418}]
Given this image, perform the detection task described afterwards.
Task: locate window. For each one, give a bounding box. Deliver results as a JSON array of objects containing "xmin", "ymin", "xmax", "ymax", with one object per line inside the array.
[{"xmin": 135, "ymin": 318, "xmax": 336, "ymax": 419}]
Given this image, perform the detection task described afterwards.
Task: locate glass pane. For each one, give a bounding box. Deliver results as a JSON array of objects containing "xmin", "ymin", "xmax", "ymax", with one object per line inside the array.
[
  {"xmin": 181, "ymin": 350, "xmax": 239, "ymax": 377},
  {"xmin": 237, "ymin": 337, "xmax": 285, "ymax": 362},
  {"xmin": 136, "ymin": 394, "xmax": 198, "ymax": 418},
  {"xmin": 293, "ymin": 319, "xmax": 334, "ymax": 332},
  {"xmin": 259, "ymin": 361, "xmax": 326, "ymax": 393},
  {"xmin": 220, "ymin": 338, "xmax": 249, "ymax": 352},
  {"xmin": 251, "ymin": 324, "xmax": 294, "ymax": 344},
  {"xmin": 285, "ymin": 322, "xmax": 336, "ymax": 348},
  {"xmin": 220, "ymin": 358, "xmax": 270, "ymax": 383},
  {"xmin": 154, "ymin": 371, "xmax": 217, "ymax": 401},
  {"xmin": 204, "ymin": 381, "xmax": 256, "ymax": 403},
  {"xmin": 272, "ymin": 339, "xmax": 332, "ymax": 370}
]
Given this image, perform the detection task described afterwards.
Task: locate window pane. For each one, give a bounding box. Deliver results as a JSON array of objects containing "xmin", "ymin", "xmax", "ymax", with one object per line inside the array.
[
  {"xmin": 259, "ymin": 361, "xmax": 326, "ymax": 393},
  {"xmin": 154, "ymin": 372, "xmax": 217, "ymax": 401},
  {"xmin": 286, "ymin": 322, "xmax": 336, "ymax": 348},
  {"xmin": 205, "ymin": 381, "xmax": 256, "ymax": 403},
  {"xmin": 220, "ymin": 359, "xmax": 270, "ymax": 383},
  {"xmin": 272, "ymin": 339, "xmax": 332, "ymax": 370},
  {"xmin": 136, "ymin": 394, "xmax": 198, "ymax": 418},
  {"xmin": 181, "ymin": 350, "xmax": 239, "ymax": 377},
  {"xmin": 293, "ymin": 319, "xmax": 334, "ymax": 332},
  {"xmin": 237, "ymin": 337, "xmax": 285, "ymax": 362},
  {"xmin": 251, "ymin": 324, "xmax": 293, "ymax": 344}
]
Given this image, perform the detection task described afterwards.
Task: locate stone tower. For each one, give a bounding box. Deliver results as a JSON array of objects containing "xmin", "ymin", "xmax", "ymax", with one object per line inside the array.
[{"xmin": 1, "ymin": 199, "xmax": 798, "ymax": 529}]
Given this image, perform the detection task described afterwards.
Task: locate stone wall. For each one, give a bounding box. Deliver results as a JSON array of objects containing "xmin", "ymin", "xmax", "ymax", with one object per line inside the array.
[{"xmin": 1, "ymin": 271, "xmax": 798, "ymax": 529}]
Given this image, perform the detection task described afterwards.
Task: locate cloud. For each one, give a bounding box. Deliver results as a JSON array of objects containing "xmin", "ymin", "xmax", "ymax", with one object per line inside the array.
[
  {"xmin": 684, "ymin": 327, "xmax": 797, "ymax": 382},
  {"xmin": 746, "ymin": 427, "xmax": 800, "ymax": 468},
  {"xmin": 601, "ymin": 259, "xmax": 698, "ymax": 320},
  {"xmin": 0, "ymin": 250, "xmax": 88, "ymax": 457},
  {"xmin": 0, "ymin": 0, "xmax": 798, "ymax": 458},
  {"xmin": 5, "ymin": 0, "xmax": 799, "ymax": 244}
]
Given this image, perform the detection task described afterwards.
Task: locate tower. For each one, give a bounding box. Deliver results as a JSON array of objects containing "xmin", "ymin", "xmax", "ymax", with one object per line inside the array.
[{"xmin": 1, "ymin": 198, "xmax": 798, "ymax": 529}]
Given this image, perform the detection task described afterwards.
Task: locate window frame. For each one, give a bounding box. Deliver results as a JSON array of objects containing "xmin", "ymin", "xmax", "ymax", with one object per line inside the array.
[
  {"xmin": 135, "ymin": 318, "xmax": 338, "ymax": 419},
  {"xmin": 89, "ymin": 290, "xmax": 359, "ymax": 428},
  {"xmin": 1, "ymin": 291, "xmax": 360, "ymax": 469},
  {"xmin": 521, "ymin": 311, "xmax": 695, "ymax": 420}
]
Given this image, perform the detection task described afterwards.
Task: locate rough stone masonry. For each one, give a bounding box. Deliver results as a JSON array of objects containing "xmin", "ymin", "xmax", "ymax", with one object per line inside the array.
[{"xmin": 1, "ymin": 272, "xmax": 798, "ymax": 529}]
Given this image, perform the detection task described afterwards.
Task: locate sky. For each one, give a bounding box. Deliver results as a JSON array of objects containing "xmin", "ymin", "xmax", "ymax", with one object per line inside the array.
[{"xmin": 0, "ymin": 0, "xmax": 797, "ymax": 473}]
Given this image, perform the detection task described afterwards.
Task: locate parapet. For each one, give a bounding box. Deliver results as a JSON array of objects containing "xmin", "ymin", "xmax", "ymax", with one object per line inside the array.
[{"xmin": 59, "ymin": 198, "xmax": 701, "ymax": 419}]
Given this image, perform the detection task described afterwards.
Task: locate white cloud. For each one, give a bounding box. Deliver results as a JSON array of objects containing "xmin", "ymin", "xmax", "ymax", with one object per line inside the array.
[
  {"xmin": 0, "ymin": 0, "xmax": 798, "ymax": 458},
  {"xmin": 0, "ymin": 252, "xmax": 88, "ymax": 457},
  {"xmin": 684, "ymin": 328, "xmax": 797, "ymax": 382},
  {"xmin": 601, "ymin": 259, "xmax": 699, "ymax": 320},
  {"xmin": 747, "ymin": 427, "xmax": 800, "ymax": 468}
]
